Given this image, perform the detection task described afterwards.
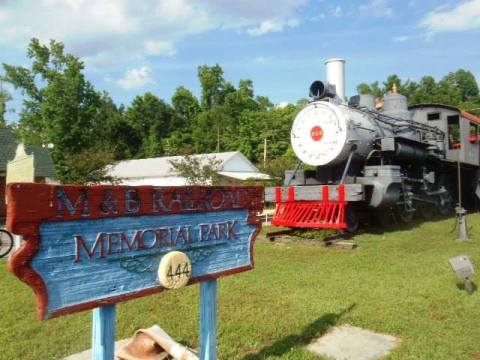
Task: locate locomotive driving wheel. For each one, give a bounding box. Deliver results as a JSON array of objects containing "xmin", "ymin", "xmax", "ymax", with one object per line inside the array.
[
  {"xmin": 395, "ymin": 206, "xmax": 415, "ymax": 223},
  {"xmin": 374, "ymin": 209, "xmax": 395, "ymax": 227},
  {"xmin": 345, "ymin": 206, "xmax": 359, "ymax": 233},
  {"xmin": 418, "ymin": 204, "xmax": 436, "ymax": 219}
]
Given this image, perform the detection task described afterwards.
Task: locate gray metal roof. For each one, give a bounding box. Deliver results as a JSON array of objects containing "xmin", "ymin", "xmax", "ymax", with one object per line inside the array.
[
  {"xmin": 0, "ymin": 128, "xmax": 19, "ymax": 171},
  {"xmin": 108, "ymin": 151, "xmax": 264, "ymax": 180},
  {"xmin": 0, "ymin": 128, "xmax": 56, "ymax": 177}
]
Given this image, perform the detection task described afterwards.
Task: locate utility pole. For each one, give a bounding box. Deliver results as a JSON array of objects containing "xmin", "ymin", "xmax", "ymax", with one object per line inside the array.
[
  {"xmin": 216, "ymin": 124, "xmax": 220, "ymax": 153},
  {"xmin": 263, "ymin": 138, "xmax": 267, "ymax": 167}
]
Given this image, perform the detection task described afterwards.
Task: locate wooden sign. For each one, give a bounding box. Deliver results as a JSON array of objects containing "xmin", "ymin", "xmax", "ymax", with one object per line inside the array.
[{"xmin": 6, "ymin": 183, "xmax": 263, "ymax": 320}]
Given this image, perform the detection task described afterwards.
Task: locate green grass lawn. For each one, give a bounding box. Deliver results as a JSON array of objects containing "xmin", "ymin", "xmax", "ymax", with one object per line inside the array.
[{"xmin": 1, "ymin": 215, "xmax": 480, "ymax": 360}]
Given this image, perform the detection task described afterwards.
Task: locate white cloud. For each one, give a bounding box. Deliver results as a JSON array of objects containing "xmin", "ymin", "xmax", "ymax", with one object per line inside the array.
[
  {"xmin": 144, "ymin": 40, "xmax": 176, "ymax": 57},
  {"xmin": 393, "ymin": 35, "xmax": 411, "ymax": 42},
  {"xmin": 254, "ymin": 55, "xmax": 276, "ymax": 64},
  {"xmin": 332, "ymin": 6, "xmax": 343, "ymax": 17},
  {"xmin": 116, "ymin": 66, "xmax": 154, "ymax": 90},
  {"xmin": 247, "ymin": 19, "xmax": 298, "ymax": 36},
  {"xmin": 0, "ymin": 9, "xmax": 8, "ymax": 21},
  {"xmin": 419, "ymin": 0, "xmax": 480, "ymax": 34},
  {"xmin": 359, "ymin": 0, "xmax": 394, "ymax": 18},
  {"xmin": 310, "ymin": 13, "xmax": 326, "ymax": 21},
  {"xmin": 0, "ymin": 0, "xmax": 308, "ymax": 66}
]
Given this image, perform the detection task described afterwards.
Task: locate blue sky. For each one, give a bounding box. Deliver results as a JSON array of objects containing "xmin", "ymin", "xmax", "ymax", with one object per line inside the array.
[{"xmin": 1, "ymin": 0, "xmax": 479, "ymax": 119}]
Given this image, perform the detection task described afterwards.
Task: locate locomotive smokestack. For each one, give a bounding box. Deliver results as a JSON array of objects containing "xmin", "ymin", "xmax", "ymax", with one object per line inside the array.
[{"xmin": 325, "ymin": 58, "xmax": 346, "ymax": 101}]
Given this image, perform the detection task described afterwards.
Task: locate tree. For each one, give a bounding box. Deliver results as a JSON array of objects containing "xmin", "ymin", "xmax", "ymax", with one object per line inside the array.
[
  {"xmin": 124, "ymin": 92, "xmax": 177, "ymax": 158},
  {"xmin": 260, "ymin": 105, "xmax": 299, "ymax": 160},
  {"xmin": 223, "ymin": 109, "xmax": 264, "ymax": 160},
  {"xmin": 95, "ymin": 93, "xmax": 139, "ymax": 160},
  {"xmin": 0, "ymin": 80, "xmax": 13, "ymax": 127},
  {"xmin": 256, "ymin": 95, "xmax": 274, "ymax": 110},
  {"xmin": 442, "ymin": 69, "xmax": 479, "ymax": 102},
  {"xmin": 383, "ymin": 75, "xmax": 402, "ymax": 93},
  {"xmin": 2, "ymin": 38, "xmax": 103, "ymax": 180},
  {"xmin": 165, "ymin": 86, "xmax": 201, "ymax": 155},
  {"xmin": 198, "ymin": 64, "xmax": 231, "ymax": 110},
  {"xmin": 61, "ymin": 148, "xmax": 117, "ymax": 184},
  {"xmin": 357, "ymin": 81, "xmax": 384, "ymax": 98},
  {"xmin": 296, "ymin": 98, "xmax": 309, "ymax": 108},
  {"xmin": 169, "ymin": 155, "xmax": 222, "ymax": 185},
  {"xmin": 171, "ymin": 86, "xmax": 200, "ymax": 122},
  {"xmin": 408, "ymin": 76, "xmax": 438, "ymax": 104},
  {"xmin": 355, "ymin": 70, "xmax": 480, "ymax": 115},
  {"xmin": 224, "ymin": 79, "xmax": 260, "ymax": 118},
  {"xmin": 192, "ymin": 106, "xmax": 231, "ymax": 153},
  {"xmin": 260, "ymin": 153, "xmax": 298, "ymax": 185}
]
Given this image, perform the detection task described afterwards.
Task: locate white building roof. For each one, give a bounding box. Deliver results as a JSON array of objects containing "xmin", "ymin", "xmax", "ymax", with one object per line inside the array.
[{"xmin": 107, "ymin": 151, "xmax": 270, "ymax": 184}]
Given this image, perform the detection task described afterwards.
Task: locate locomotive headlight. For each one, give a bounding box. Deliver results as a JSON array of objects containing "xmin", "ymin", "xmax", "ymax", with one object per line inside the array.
[
  {"xmin": 291, "ymin": 101, "xmax": 349, "ymax": 166},
  {"xmin": 309, "ymin": 80, "xmax": 337, "ymax": 99}
]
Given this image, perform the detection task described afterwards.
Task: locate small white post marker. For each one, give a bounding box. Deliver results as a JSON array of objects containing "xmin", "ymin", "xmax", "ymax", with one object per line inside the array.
[{"xmin": 158, "ymin": 251, "xmax": 192, "ymax": 289}]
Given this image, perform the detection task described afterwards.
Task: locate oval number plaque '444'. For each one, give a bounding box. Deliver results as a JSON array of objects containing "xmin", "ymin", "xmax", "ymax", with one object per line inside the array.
[{"xmin": 6, "ymin": 184, "xmax": 263, "ymax": 320}]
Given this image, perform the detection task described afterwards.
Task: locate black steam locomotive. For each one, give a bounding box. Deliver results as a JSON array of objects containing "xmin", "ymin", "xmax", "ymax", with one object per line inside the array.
[{"xmin": 266, "ymin": 59, "xmax": 480, "ymax": 231}]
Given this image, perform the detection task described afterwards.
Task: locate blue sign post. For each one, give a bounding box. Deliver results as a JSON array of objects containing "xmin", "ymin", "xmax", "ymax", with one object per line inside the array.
[
  {"xmin": 6, "ymin": 183, "xmax": 263, "ymax": 360},
  {"xmin": 200, "ymin": 280, "xmax": 218, "ymax": 360},
  {"xmin": 92, "ymin": 305, "xmax": 116, "ymax": 360}
]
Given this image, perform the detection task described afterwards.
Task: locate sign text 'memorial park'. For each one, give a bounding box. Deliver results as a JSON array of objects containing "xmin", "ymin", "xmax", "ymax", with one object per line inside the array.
[{"xmin": 6, "ymin": 183, "xmax": 263, "ymax": 320}]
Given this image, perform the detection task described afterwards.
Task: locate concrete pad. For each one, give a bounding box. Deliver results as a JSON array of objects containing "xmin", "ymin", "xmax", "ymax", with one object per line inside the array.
[
  {"xmin": 307, "ymin": 325, "xmax": 400, "ymax": 360},
  {"xmin": 63, "ymin": 338, "xmax": 130, "ymax": 360}
]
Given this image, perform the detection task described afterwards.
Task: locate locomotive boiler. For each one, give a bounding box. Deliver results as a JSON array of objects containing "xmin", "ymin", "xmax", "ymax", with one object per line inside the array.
[{"xmin": 266, "ymin": 59, "xmax": 480, "ymax": 231}]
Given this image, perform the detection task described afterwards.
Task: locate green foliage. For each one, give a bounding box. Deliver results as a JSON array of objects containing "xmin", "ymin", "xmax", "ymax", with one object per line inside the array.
[
  {"xmin": 169, "ymin": 154, "xmax": 222, "ymax": 185},
  {"xmin": 124, "ymin": 92, "xmax": 177, "ymax": 158},
  {"xmin": 198, "ymin": 64, "xmax": 229, "ymax": 110},
  {"xmin": 357, "ymin": 70, "xmax": 480, "ymax": 115},
  {"xmin": 443, "ymin": 69, "xmax": 479, "ymax": 101},
  {"xmin": 171, "ymin": 86, "xmax": 200, "ymax": 123},
  {"xmin": 61, "ymin": 147, "xmax": 117, "ymax": 184},
  {"xmin": 256, "ymin": 95, "xmax": 274, "ymax": 110},
  {"xmin": 163, "ymin": 87, "xmax": 199, "ymax": 155},
  {"xmin": 2, "ymin": 38, "xmax": 105, "ymax": 181},
  {"xmin": 0, "ymin": 80, "xmax": 13, "ymax": 127},
  {"xmin": 192, "ymin": 105, "xmax": 230, "ymax": 153},
  {"xmin": 260, "ymin": 153, "xmax": 298, "ymax": 184},
  {"xmin": 224, "ymin": 79, "xmax": 261, "ymax": 117},
  {"xmin": 93, "ymin": 92, "xmax": 138, "ymax": 160},
  {"xmin": 357, "ymin": 81, "xmax": 384, "ymax": 98}
]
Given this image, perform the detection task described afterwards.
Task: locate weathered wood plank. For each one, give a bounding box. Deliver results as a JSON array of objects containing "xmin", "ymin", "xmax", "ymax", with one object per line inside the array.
[
  {"xmin": 264, "ymin": 184, "xmax": 364, "ymax": 202},
  {"xmin": 324, "ymin": 241, "xmax": 358, "ymax": 250},
  {"xmin": 6, "ymin": 184, "xmax": 264, "ymax": 236},
  {"xmin": 32, "ymin": 210, "xmax": 255, "ymax": 318}
]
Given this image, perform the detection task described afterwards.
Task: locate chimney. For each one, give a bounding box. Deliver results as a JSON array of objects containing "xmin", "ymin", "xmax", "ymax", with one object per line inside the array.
[{"xmin": 325, "ymin": 58, "xmax": 346, "ymax": 101}]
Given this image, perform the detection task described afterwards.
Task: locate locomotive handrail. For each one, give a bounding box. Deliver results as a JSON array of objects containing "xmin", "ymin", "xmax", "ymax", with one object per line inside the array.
[
  {"xmin": 363, "ymin": 109, "xmax": 445, "ymax": 137},
  {"xmin": 351, "ymin": 107, "xmax": 444, "ymax": 137}
]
